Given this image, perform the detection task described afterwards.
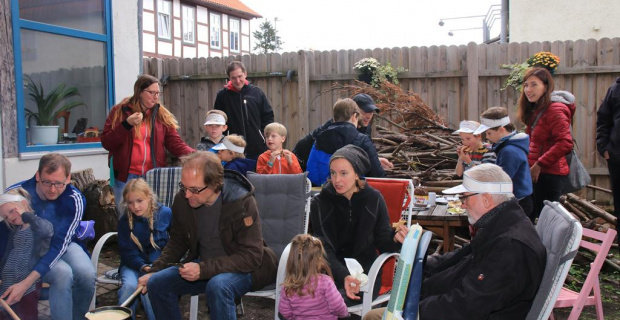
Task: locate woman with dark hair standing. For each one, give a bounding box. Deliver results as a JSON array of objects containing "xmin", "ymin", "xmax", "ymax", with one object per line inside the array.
[
  {"xmin": 102, "ymin": 75, "xmax": 194, "ymax": 216},
  {"xmin": 518, "ymin": 67, "xmax": 575, "ymax": 220}
]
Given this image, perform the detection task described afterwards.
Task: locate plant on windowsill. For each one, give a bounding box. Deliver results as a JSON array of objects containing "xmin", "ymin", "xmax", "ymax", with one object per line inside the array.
[{"xmin": 24, "ymin": 76, "xmax": 86, "ymax": 145}]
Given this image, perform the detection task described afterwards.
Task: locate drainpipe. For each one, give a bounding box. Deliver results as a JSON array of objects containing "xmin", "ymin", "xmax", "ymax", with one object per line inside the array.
[
  {"xmin": 138, "ymin": 0, "xmax": 144, "ymax": 74},
  {"xmin": 500, "ymin": 0, "xmax": 508, "ymax": 43}
]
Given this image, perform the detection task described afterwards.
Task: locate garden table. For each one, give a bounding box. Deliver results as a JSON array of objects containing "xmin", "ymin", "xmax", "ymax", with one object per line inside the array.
[{"xmin": 411, "ymin": 204, "xmax": 469, "ymax": 253}]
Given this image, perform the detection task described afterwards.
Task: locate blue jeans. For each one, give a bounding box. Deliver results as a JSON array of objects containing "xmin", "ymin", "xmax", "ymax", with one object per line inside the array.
[
  {"xmin": 113, "ymin": 173, "xmax": 144, "ymax": 219},
  {"xmin": 147, "ymin": 267, "xmax": 253, "ymax": 320},
  {"xmin": 42, "ymin": 242, "xmax": 96, "ymax": 320},
  {"xmin": 119, "ymin": 266, "xmax": 155, "ymax": 320}
]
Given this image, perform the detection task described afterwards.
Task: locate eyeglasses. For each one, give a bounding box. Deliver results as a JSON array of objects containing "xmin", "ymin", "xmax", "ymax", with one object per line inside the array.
[
  {"xmin": 39, "ymin": 180, "xmax": 66, "ymax": 188},
  {"xmin": 178, "ymin": 182, "xmax": 209, "ymax": 195},
  {"xmin": 458, "ymin": 193, "xmax": 480, "ymax": 204},
  {"xmin": 143, "ymin": 89, "xmax": 162, "ymax": 97}
]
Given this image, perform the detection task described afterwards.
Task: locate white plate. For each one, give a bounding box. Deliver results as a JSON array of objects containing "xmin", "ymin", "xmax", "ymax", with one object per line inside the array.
[
  {"xmin": 412, "ymin": 204, "xmax": 431, "ymax": 211},
  {"xmin": 435, "ymin": 197, "xmax": 448, "ymax": 205}
]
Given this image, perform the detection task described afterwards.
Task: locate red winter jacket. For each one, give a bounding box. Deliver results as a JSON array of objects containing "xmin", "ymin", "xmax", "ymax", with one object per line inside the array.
[
  {"xmin": 102, "ymin": 100, "xmax": 194, "ymax": 183},
  {"xmin": 525, "ymin": 101, "xmax": 575, "ymax": 176}
]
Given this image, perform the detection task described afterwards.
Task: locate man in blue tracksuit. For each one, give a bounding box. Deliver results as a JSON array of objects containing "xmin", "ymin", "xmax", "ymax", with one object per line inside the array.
[{"xmin": 3, "ymin": 153, "xmax": 94, "ymax": 320}]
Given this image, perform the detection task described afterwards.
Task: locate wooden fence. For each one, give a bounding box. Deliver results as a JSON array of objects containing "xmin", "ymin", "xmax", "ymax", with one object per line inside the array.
[{"xmin": 143, "ymin": 37, "xmax": 620, "ymax": 201}]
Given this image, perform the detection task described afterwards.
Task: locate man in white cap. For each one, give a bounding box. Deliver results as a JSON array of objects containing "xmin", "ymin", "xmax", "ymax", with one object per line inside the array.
[{"xmin": 364, "ymin": 163, "xmax": 546, "ymax": 320}]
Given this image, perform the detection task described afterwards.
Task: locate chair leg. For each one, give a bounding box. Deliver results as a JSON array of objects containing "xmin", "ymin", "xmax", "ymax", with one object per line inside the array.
[
  {"xmin": 593, "ymin": 279, "xmax": 604, "ymax": 320},
  {"xmin": 190, "ymin": 295, "xmax": 199, "ymax": 320}
]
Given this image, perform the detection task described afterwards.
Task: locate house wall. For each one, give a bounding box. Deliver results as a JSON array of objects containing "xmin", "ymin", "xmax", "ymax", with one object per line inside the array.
[
  {"xmin": 1, "ymin": 0, "xmax": 140, "ymax": 189},
  {"xmin": 510, "ymin": 0, "xmax": 620, "ymax": 42},
  {"xmin": 142, "ymin": 0, "xmax": 252, "ymax": 59}
]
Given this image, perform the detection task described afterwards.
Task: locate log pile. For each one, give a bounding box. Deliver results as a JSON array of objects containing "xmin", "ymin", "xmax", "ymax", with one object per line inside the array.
[{"xmin": 334, "ymin": 81, "xmax": 460, "ymax": 182}]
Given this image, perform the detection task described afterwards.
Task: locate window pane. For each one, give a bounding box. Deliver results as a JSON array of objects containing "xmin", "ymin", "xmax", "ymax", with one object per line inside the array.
[
  {"xmin": 21, "ymin": 30, "xmax": 108, "ymax": 145},
  {"xmin": 210, "ymin": 14, "xmax": 220, "ymax": 48},
  {"xmin": 183, "ymin": 6, "xmax": 195, "ymax": 43},
  {"xmin": 158, "ymin": 0, "xmax": 171, "ymax": 39},
  {"xmin": 19, "ymin": 0, "xmax": 104, "ymax": 34}
]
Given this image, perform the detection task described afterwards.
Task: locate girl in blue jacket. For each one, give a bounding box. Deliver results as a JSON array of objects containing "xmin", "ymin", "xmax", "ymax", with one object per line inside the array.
[{"xmin": 118, "ymin": 178, "xmax": 171, "ymax": 320}]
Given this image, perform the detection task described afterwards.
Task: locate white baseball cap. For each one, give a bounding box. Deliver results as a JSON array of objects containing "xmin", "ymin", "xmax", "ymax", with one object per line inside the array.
[
  {"xmin": 204, "ymin": 113, "xmax": 227, "ymax": 126},
  {"xmin": 473, "ymin": 116, "xmax": 511, "ymax": 135},
  {"xmin": 212, "ymin": 137, "xmax": 244, "ymax": 154},
  {"xmin": 452, "ymin": 120, "xmax": 480, "ymax": 135}
]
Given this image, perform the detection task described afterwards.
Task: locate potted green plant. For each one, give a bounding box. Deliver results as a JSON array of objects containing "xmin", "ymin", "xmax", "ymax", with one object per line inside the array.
[
  {"xmin": 353, "ymin": 58, "xmax": 381, "ymax": 84},
  {"xmin": 24, "ymin": 76, "xmax": 86, "ymax": 145}
]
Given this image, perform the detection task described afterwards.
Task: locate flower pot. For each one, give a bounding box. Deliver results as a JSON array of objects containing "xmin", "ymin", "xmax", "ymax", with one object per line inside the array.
[
  {"xmin": 30, "ymin": 125, "xmax": 59, "ymax": 145},
  {"xmin": 357, "ymin": 73, "xmax": 373, "ymax": 84}
]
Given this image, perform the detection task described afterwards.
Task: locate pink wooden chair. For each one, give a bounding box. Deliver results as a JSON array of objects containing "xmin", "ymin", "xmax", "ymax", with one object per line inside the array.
[{"xmin": 550, "ymin": 227, "xmax": 617, "ymax": 320}]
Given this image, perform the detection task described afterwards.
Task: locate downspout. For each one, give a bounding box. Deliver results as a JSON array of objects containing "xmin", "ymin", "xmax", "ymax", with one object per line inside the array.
[
  {"xmin": 138, "ymin": 0, "xmax": 144, "ymax": 74},
  {"xmin": 500, "ymin": 0, "xmax": 508, "ymax": 43}
]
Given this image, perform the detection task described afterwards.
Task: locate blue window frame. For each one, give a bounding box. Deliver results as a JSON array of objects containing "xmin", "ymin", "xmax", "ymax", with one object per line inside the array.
[{"xmin": 11, "ymin": 0, "xmax": 115, "ymax": 153}]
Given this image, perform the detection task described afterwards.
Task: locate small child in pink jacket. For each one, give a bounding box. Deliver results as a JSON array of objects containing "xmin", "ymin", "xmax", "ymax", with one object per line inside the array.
[{"xmin": 279, "ymin": 234, "xmax": 348, "ymax": 320}]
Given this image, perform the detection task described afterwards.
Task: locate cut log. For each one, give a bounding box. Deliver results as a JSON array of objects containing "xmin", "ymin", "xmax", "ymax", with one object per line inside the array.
[
  {"xmin": 82, "ymin": 180, "xmax": 118, "ymax": 242},
  {"xmin": 71, "ymin": 168, "xmax": 96, "ymax": 191},
  {"xmin": 561, "ymin": 200, "xmax": 591, "ymax": 221},
  {"xmin": 586, "ymin": 184, "xmax": 613, "ymax": 194},
  {"xmin": 566, "ymin": 193, "xmax": 617, "ymax": 225}
]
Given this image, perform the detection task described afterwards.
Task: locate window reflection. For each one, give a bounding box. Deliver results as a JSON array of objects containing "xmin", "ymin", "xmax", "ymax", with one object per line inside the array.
[
  {"xmin": 19, "ymin": 0, "xmax": 105, "ymax": 34},
  {"xmin": 21, "ymin": 29, "xmax": 107, "ymax": 145}
]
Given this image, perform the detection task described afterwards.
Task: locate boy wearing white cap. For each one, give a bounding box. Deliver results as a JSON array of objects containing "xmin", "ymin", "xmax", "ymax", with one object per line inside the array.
[
  {"xmin": 474, "ymin": 107, "xmax": 534, "ymax": 220},
  {"xmin": 453, "ymin": 120, "xmax": 496, "ymax": 177},
  {"xmin": 197, "ymin": 110, "xmax": 228, "ymax": 151},
  {"xmin": 211, "ymin": 135, "xmax": 257, "ymax": 176}
]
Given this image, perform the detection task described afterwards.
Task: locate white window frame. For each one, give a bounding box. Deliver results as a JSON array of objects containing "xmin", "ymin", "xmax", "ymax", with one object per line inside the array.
[
  {"xmin": 210, "ymin": 13, "xmax": 221, "ymax": 49},
  {"xmin": 182, "ymin": 5, "xmax": 195, "ymax": 44},
  {"xmin": 229, "ymin": 18, "xmax": 240, "ymax": 52},
  {"xmin": 157, "ymin": 0, "xmax": 172, "ymax": 40}
]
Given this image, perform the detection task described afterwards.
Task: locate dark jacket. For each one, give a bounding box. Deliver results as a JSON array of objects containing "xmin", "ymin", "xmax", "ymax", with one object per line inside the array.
[
  {"xmin": 118, "ymin": 204, "xmax": 171, "ymax": 272},
  {"xmin": 196, "ymin": 136, "xmax": 224, "ymax": 152},
  {"xmin": 310, "ymin": 122, "xmax": 385, "ymax": 178},
  {"xmin": 293, "ymin": 119, "xmax": 371, "ymax": 170},
  {"xmin": 492, "ymin": 132, "xmax": 533, "ymax": 199},
  {"xmin": 525, "ymin": 92, "xmax": 575, "ymax": 176},
  {"xmin": 150, "ymin": 170, "xmax": 277, "ymax": 291},
  {"xmin": 310, "ymin": 182, "xmax": 399, "ymax": 288},
  {"xmin": 101, "ymin": 101, "xmax": 194, "ymax": 183},
  {"xmin": 224, "ymin": 158, "xmax": 257, "ymax": 177},
  {"xmin": 0, "ymin": 212, "xmax": 54, "ymax": 273},
  {"xmin": 214, "ymin": 84, "xmax": 274, "ymax": 159},
  {"xmin": 420, "ymin": 199, "xmax": 546, "ymax": 320},
  {"xmin": 596, "ymin": 77, "xmax": 620, "ymax": 159}
]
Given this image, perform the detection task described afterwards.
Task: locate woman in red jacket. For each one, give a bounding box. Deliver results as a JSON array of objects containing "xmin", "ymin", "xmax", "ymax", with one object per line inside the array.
[
  {"xmin": 518, "ymin": 68, "xmax": 575, "ymax": 221},
  {"xmin": 102, "ymin": 75, "xmax": 194, "ymax": 217}
]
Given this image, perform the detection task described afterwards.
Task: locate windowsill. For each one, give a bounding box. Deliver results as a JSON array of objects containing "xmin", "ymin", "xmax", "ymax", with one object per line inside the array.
[{"xmin": 19, "ymin": 147, "xmax": 109, "ymax": 160}]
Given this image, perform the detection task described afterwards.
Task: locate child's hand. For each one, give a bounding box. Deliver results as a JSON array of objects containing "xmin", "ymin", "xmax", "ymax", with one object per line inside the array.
[
  {"xmin": 456, "ymin": 146, "xmax": 472, "ymax": 163},
  {"xmin": 269, "ymin": 150, "xmax": 281, "ymax": 163},
  {"xmin": 282, "ymin": 150, "xmax": 293, "ymax": 164}
]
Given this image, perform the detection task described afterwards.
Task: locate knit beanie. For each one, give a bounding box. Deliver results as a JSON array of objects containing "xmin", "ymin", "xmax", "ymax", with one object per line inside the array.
[{"xmin": 330, "ymin": 145, "xmax": 371, "ymax": 176}]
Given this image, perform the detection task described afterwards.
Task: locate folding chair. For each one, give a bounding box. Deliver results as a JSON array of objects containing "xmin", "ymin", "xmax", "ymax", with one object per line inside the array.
[
  {"xmin": 90, "ymin": 167, "xmax": 182, "ymax": 310},
  {"xmin": 525, "ymin": 200, "xmax": 583, "ymax": 320},
  {"xmin": 273, "ymin": 243, "xmax": 293, "ymax": 320},
  {"xmin": 189, "ymin": 172, "xmax": 312, "ymax": 319},
  {"xmin": 365, "ymin": 178, "xmax": 414, "ymax": 296},
  {"xmin": 402, "ymin": 230, "xmax": 433, "ymax": 320},
  {"xmin": 550, "ymin": 227, "xmax": 617, "ymax": 320}
]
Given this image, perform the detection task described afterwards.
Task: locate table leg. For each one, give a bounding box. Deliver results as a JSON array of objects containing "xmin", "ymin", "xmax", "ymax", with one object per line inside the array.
[{"xmin": 443, "ymin": 223, "xmax": 454, "ymax": 253}]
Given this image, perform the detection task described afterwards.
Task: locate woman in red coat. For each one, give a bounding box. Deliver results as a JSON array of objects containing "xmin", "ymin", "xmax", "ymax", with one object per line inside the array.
[
  {"xmin": 102, "ymin": 75, "xmax": 194, "ymax": 217},
  {"xmin": 518, "ymin": 68, "xmax": 575, "ymax": 221}
]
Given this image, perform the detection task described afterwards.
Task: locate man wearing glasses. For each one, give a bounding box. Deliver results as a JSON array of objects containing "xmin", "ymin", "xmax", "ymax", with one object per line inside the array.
[
  {"xmin": 138, "ymin": 151, "xmax": 277, "ymax": 320},
  {"xmin": 365, "ymin": 164, "xmax": 546, "ymax": 320},
  {"xmin": 1, "ymin": 153, "xmax": 94, "ymax": 320}
]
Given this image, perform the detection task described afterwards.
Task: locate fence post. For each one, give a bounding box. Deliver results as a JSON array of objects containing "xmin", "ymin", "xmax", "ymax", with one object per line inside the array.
[
  {"xmin": 467, "ymin": 42, "xmax": 479, "ymax": 120},
  {"xmin": 297, "ymin": 50, "xmax": 310, "ymax": 137}
]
